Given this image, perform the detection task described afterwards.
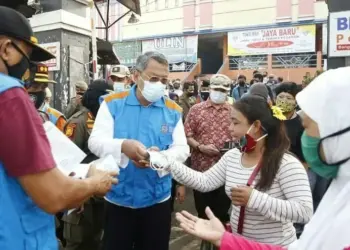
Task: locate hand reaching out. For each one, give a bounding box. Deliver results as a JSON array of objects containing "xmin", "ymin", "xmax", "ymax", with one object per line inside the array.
[{"xmin": 175, "ymin": 207, "xmax": 225, "ymax": 247}]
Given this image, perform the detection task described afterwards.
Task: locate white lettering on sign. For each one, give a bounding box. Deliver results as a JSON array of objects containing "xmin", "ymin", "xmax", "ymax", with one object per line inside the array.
[
  {"xmin": 142, "ymin": 35, "xmax": 198, "ymax": 64},
  {"xmin": 154, "ymin": 37, "xmax": 185, "ymax": 49}
]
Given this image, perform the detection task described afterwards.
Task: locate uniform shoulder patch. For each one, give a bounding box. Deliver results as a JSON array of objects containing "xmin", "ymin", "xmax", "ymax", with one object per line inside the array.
[
  {"xmin": 65, "ymin": 123, "xmax": 76, "ymax": 138},
  {"xmin": 87, "ymin": 112, "xmax": 94, "ymax": 120},
  {"xmin": 86, "ymin": 112, "xmax": 95, "ymax": 130},
  {"xmin": 164, "ymin": 98, "xmax": 182, "ymax": 113},
  {"xmin": 104, "ymin": 91, "xmax": 130, "ymax": 103}
]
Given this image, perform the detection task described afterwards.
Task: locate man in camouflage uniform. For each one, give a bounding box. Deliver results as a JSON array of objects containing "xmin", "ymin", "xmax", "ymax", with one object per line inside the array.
[
  {"xmin": 179, "ymin": 81, "xmax": 198, "ymax": 121},
  {"xmin": 65, "ymin": 80, "xmax": 88, "ymax": 119},
  {"xmin": 26, "ymin": 63, "xmax": 67, "ymax": 131},
  {"xmin": 109, "ymin": 65, "xmax": 131, "ymax": 92},
  {"xmin": 63, "ymin": 79, "xmax": 112, "ymax": 250},
  {"xmin": 24, "ymin": 63, "xmax": 64, "ymax": 250}
]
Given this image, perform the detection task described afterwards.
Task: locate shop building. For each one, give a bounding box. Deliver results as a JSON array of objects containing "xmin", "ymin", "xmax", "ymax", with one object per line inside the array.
[{"xmin": 97, "ymin": 0, "xmax": 329, "ymax": 83}]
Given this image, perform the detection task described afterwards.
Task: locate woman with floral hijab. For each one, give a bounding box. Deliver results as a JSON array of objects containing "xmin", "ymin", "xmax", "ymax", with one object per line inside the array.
[{"xmin": 174, "ymin": 67, "xmax": 350, "ymax": 250}]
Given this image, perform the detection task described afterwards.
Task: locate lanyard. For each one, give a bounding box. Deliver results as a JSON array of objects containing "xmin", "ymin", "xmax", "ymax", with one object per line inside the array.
[{"xmin": 237, "ymin": 162, "xmax": 262, "ymax": 234}]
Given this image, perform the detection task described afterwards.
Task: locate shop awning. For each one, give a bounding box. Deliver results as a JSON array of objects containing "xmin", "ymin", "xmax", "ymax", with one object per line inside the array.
[
  {"xmin": 117, "ymin": 0, "xmax": 141, "ymax": 15},
  {"xmin": 94, "ymin": 0, "xmax": 141, "ymax": 15},
  {"xmin": 90, "ymin": 38, "xmax": 120, "ymax": 65}
]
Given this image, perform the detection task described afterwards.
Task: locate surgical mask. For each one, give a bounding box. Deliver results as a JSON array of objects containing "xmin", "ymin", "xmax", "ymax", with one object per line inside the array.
[
  {"xmin": 238, "ymin": 124, "xmax": 267, "ymax": 153},
  {"xmin": 276, "ymin": 97, "xmax": 296, "ymax": 113},
  {"xmin": 301, "ymin": 128, "xmax": 350, "ymax": 179},
  {"xmin": 113, "ymin": 82, "xmax": 125, "ymax": 93},
  {"xmin": 201, "ymin": 91, "xmax": 210, "ymax": 101},
  {"xmin": 3, "ymin": 43, "xmax": 30, "ymax": 81},
  {"xmin": 29, "ymin": 91, "xmax": 46, "ymax": 109},
  {"xmin": 142, "ymin": 80, "xmax": 166, "ymax": 103},
  {"xmin": 210, "ymin": 90, "xmax": 227, "ymax": 104}
]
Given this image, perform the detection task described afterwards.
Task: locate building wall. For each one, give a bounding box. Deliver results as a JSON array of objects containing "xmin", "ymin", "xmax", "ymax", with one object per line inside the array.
[
  {"xmin": 96, "ymin": 0, "xmax": 329, "ymax": 82},
  {"xmin": 30, "ymin": 0, "xmax": 91, "ymax": 111}
]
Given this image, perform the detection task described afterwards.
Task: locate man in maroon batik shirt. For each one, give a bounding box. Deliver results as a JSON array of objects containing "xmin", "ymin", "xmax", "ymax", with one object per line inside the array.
[
  {"xmin": 184, "ymin": 74, "xmax": 233, "ymax": 225},
  {"xmin": 0, "ymin": 7, "xmax": 117, "ymax": 218}
]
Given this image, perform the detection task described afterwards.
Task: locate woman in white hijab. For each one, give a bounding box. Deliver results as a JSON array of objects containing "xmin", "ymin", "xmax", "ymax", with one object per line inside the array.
[{"xmin": 148, "ymin": 67, "xmax": 350, "ymax": 250}]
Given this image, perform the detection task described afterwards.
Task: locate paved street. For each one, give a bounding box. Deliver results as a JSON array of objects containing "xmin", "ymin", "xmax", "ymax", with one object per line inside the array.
[{"xmin": 169, "ymin": 188, "xmax": 201, "ymax": 250}]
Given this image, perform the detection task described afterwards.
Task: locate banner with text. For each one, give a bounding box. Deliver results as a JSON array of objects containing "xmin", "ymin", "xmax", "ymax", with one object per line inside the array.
[
  {"xmin": 142, "ymin": 35, "xmax": 198, "ymax": 64},
  {"xmin": 228, "ymin": 25, "xmax": 316, "ymax": 56},
  {"xmin": 329, "ymin": 11, "xmax": 350, "ymax": 57},
  {"xmin": 40, "ymin": 42, "xmax": 60, "ymax": 71}
]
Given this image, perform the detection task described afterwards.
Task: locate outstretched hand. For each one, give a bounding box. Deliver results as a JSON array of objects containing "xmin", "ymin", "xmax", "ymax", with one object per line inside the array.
[{"xmin": 175, "ymin": 207, "xmax": 225, "ymax": 247}]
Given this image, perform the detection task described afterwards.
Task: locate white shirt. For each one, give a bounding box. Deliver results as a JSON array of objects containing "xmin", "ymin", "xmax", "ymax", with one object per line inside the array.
[
  {"xmin": 169, "ymin": 149, "xmax": 313, "ymax": 246},
  {"xmin": 174, "ymin": 89, "xmax": 183, "ymax": 97},
  {"xmin": 88, "ymin": 101, "xmax": 190, "ymax": 206}
]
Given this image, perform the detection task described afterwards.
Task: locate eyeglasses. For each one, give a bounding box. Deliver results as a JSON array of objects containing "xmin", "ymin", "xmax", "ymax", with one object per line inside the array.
[{"xmin": 141, "ymin": 72, "xmax": 169, "ymax": 84}]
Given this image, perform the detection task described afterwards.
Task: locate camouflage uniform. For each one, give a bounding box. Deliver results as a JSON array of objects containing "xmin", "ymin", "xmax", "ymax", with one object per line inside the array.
[{"xmin": 62, "ymin": 107, "xmax": 104, "ymax": 250}]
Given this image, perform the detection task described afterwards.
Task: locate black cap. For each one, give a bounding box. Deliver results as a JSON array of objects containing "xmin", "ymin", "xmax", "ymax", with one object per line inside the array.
[
  {"xmin": 89, "ymin": 79, "xmax": 113, "ymax": 92},
  {"xmin": 0, "ymin": 6, "xmax": 55, "ymax": 62}
]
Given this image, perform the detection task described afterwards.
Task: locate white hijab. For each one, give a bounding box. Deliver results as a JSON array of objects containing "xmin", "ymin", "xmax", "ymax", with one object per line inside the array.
[{"xmin": 289, "ymin": 67, "xmax": 350, "ymax": 250}]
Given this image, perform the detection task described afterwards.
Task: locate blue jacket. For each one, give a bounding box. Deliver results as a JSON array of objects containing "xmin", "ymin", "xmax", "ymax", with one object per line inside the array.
[
  {"xmin": 0, "ymin": 74, "xmax": 57, "ymax": 250},
  {"xmin": 231, "ymin": 85, "xmax": 249, "ymax": 101},
  {"xmin": 102, "ymin": 86, "xmax": 182, "ymax": 208}
]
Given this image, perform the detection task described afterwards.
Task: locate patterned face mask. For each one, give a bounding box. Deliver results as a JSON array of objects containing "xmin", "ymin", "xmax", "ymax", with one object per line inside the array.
[{"xmin": 276, "ymin": 96, "xmax": 296, "ymax": 113}]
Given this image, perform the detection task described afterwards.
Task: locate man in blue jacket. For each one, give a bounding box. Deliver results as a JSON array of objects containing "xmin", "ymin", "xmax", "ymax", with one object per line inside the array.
[
  {"xmin": 231, "ymin": 74, "xmax": 249, "ymax": 101},
  {"xmin": 0, "ymin": 7, "xmax": 117, "ymax": 250},
  {"xmin": 89, "ymin": 51, "xmax": 190, "ymax": 250}
]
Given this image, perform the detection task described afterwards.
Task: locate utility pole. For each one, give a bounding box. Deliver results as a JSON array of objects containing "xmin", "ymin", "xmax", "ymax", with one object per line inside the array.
[
  {"xmin": 89, "ymin": 0, "xmax": 99, "ymax": 80},
  {"xmin": 104, "ymin": 0, "xmax": 110, "ymax": 78}
]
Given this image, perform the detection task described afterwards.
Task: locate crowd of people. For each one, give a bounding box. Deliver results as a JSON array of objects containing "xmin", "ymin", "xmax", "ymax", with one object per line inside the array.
[{"xmin": 0, "ymin": 5, "xmax": 349, "ymax": 250}]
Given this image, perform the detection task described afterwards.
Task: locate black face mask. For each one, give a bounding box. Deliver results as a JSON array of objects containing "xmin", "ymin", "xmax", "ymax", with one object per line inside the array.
[
  {"xmin": 238, "ymin": 81, "xmax": 245, "ymax": 86},
  {"xmin": 201, "ymin": 92, "xmax": 210, "ymax": 101},
  {"xmin": 3, "ymin": 42, "xmax": 30, "ymax": 81},
  {"xmin": 29, "ymin": 91, "xmax": 46, "ymax": 109}
]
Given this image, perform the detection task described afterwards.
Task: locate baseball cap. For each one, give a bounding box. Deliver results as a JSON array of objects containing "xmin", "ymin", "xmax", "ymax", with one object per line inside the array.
[
  {"xmin": 75, "ymin": 81, "xmax": 88, "ymax": 91},
  {"xmin": 31, "ymin": 63, "xmax": 57, "ymax": 84},
  {"xmin": 248, "ymin": 83, "xmax": 269, "ymax": 100},
  {"xmin": 0, "ymin": 6, "xmax": 55, "ymax": 62},
  {"xmin": 210, "ymin": 74, "xmax": 231, "ymax": 91},
  {"xmin": 110, "ymin": 65, "xmax": 130, "ymax": 78}
]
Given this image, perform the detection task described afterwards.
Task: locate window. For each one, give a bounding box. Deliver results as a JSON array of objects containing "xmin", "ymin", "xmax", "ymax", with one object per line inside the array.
[
  {"xmin": 229, "ymin": 55, "xmax": 268, "ymax": 70},
  {"xmin": 271, "ymin": 53, "xmax": 318, "ymax": 69}
]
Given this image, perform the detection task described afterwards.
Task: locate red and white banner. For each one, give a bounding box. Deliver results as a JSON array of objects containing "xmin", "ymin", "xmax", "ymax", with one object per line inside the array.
[{"xmin": 228, "ymin": 25, "xmax": 316, "ymax": 56}]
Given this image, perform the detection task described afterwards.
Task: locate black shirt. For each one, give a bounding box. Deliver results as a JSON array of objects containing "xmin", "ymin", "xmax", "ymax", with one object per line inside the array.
[{"xmin": 284, "ymin": 114, "xmax": 305, "ymax": 162}]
